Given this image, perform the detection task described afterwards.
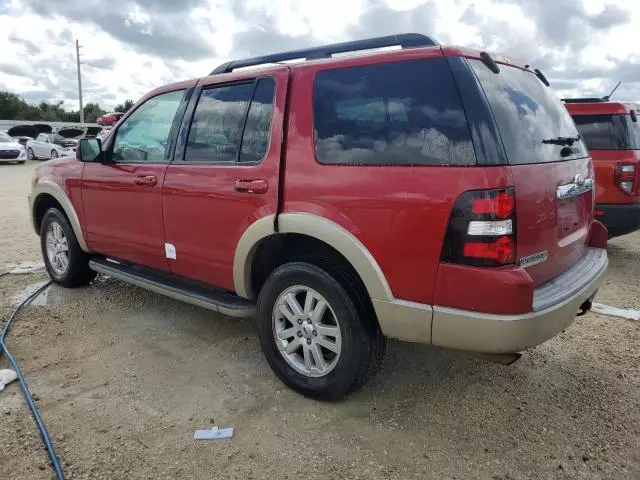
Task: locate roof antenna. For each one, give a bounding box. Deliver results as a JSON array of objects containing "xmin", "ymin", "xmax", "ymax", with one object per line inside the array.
[{"xmin": 602, "ymin": 81, "xmax": 621, "ymax": 101}]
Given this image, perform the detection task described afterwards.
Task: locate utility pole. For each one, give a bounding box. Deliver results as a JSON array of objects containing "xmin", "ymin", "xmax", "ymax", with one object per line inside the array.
[{"xmin": 76, "ymin": 39, "xmax": 84, "ymax": 123}]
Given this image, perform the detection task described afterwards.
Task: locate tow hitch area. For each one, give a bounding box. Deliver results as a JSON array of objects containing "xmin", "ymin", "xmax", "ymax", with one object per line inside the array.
[{"xmin": 577, "ymin": 299, "xmax": 593, "ymax": 316}]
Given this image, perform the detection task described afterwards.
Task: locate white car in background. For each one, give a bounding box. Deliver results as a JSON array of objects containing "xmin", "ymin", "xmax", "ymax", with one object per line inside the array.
[
  {"xmin": 26, "ymin": 133, "xmax": 75, "ymax": 160},
  {"xmin": 0, "ymin": 132, "xmax": 27, "ymax": 164}
]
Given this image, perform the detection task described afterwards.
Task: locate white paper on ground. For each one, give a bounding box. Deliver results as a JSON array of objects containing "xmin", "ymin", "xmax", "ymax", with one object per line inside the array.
[
  {"xmin": 194, "ymin": 426, "xmax": 234, "ymax": 440},
  {"xmin": 592, "ymin": 303, "xmax": 640, "ymax": 321},
  {"xmin": 0, "ymin": 369, "xmax": 18, "ymax": 392}
]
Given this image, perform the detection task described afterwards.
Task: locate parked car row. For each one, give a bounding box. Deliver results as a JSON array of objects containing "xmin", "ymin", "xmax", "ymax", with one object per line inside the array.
[
  {"xmin": 30, "ymin": 34, "xmax": 611, "ymax": 399},
  {"xmin": 1, "ymin": 124, "xmax": 104, "ymax": 161}
]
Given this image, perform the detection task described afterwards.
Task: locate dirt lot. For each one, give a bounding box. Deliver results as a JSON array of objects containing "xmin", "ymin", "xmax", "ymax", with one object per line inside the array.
[{"xmin": 1, "ymin": 160, "xmax": 639, "ymax": 479}]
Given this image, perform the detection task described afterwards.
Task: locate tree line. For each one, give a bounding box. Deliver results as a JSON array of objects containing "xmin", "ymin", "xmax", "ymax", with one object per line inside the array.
[{"xmin": 0, "ymin": 91, "xmax": 135, "ymax": 123}]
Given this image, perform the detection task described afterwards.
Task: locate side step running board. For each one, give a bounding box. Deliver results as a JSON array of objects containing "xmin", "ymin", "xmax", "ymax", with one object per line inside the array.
[{"xmin": 89, "ymin": 258, "xmax": 255, "ymax": 318}]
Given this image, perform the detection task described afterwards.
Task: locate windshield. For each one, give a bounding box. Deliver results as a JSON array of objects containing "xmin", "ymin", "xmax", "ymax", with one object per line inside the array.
[
  {"xmin": 0, "ymin": 133, "xmax": 14, "ymax": 143},
  {"xmin": 470, "ymin": 59, "xmax": 589, "ymax": 164},
  {"xmin": 572, "ymin": 114, "xmax": 640, "ymax": 150}
]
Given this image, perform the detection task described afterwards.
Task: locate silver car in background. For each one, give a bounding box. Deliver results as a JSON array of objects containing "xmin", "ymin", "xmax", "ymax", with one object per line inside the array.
[{"xmin": 0, "ymin": 132, "xmax": 27, "ymax": 164}]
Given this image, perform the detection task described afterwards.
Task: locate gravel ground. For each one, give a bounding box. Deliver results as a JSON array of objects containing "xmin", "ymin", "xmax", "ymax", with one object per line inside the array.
[{"xmin": 1, "ymin": 160, "xmax": 639, "ymax": 479}]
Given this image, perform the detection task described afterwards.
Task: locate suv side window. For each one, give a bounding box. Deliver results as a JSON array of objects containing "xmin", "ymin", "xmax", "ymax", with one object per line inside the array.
[
  {"xmin": 112, "ymin": 90, "xmax": 184, "ymax": 163},
  {"xmin": 313, "ymin": 58, "xmax": 475, "ymax": 166},
  {"xmin": 239, "ymin": 78, "xmax": 276, "ymax": 163},
  {"xmin": 185, "ymin": 83, "xmax": 254, "ymax": 163}
]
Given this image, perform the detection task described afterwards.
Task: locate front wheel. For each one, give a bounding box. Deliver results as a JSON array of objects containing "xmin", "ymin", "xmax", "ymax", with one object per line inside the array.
[
  {"xmin": 27, "ymin": 148, "xmax": 35, "ymax": 160},
  {"xmin": 40, "ymin": 208, "xmax": 96, "ymax": 287},
  {"xmin": 50, "ymin": 150, "xmax": 59, "ymax": 159},
  {"xmin": 256, "ymin": 262, "xmax": 383, "ymax": 400}
]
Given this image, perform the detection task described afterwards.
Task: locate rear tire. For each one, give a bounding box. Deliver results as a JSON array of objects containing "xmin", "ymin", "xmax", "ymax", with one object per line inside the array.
[
  {"xmin": 256, "ymin": 262, "xmax": 383, "ymax": 400},
  {"xmin": 40, "ymin": 208, "xmax": 96, "ymax": 287},
  {"xmin": 50, "ymin": 150, "xmax": 58, "ymax": 159},
  {"xmin": 27, "ymin": 148, "xmax": 35, "ymax": 160}
]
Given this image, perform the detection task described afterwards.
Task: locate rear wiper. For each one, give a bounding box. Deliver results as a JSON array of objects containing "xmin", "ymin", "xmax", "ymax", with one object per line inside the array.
[{"xmin": 542, "ymin": 135, "xmax": 581, "ymax": 146}]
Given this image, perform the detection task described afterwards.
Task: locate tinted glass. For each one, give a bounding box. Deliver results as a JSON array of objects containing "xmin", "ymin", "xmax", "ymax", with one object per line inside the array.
[
  {"xmin": 185, "ymin": 83, "xmax": 254, "ymax": 163},
  {"xmin": 470, "ymin": 60, "xmax": 589, "ymax": 164},
  {"xmin": 572, "ymin": 115, "xmax": 613, "ymax": 149},
  {"xmin": 573, "ymin": 114, "xmax": 640, "ymax": 150},
  {"xmin": 239, "ymin": 78, "xmax": 276, "ymax": 163},
  {"xmin": 113, "ymin": 90, "xmax": 183, "ymax": 163},
  {"xmin": 314, "ymin": 58, "xmax": 475, "ymax": 166}
]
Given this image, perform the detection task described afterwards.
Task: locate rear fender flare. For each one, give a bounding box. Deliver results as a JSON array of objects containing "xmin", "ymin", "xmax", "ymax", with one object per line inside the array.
[{"xmin": 233, "ymin": 213, "xmax": 393, "ymax": 302}]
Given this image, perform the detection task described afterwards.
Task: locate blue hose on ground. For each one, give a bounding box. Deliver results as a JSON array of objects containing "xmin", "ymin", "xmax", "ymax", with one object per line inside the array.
[{"xmin": 1, "ymin": 280, "xmax": 64, "ymax": 480}]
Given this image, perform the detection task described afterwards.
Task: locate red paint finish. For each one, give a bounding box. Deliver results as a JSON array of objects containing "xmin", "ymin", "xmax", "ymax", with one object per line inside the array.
[
  {"xmin": 81, "ymin": 163, "xmax": 170, "ymax": 271},
  {"xmin": 587, "ymin": 220, "xmax": 608, "ymax": 250},
  {"xmin": 588, "ymin": 150, "xmax": 640, "ymax": 204},
  {"xmin": 510, "ymin": 158, "xmax": 593, "ymax": 287},
  {"xmin": 283, "ymin": 64, "xmax": 514, "ymax": 304},
  {"xmin": 161, "ymin": 68, "xmax": 289, "ymax": 291},
  {"xmin": 434, "ymin": 264, "xmax": 533, "ymax": 314},
  {"xmin": 34, "ymin": 158, "xmax": 86, "ymax": 230}
]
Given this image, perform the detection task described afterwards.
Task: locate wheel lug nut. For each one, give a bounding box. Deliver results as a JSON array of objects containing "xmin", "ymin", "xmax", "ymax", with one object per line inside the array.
[
  {"xmin": 297, "ymin": 331, "xmax": 302, "ymax": 337},
  {"xmin": 297, "ymin": 319, "xmax": 302, "ymax": 324},
  {"xmin": 306, "ymin": 339, "xmax": 312, "ymax": 345},
  {"xmin": 312, "ymin": 330, "xmax": 317, "ymax": 336}
]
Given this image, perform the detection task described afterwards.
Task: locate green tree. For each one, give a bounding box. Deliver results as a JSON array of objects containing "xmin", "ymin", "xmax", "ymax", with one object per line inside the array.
[
  {"xmin": 114, "ymin": 99, "xmax": 134, "ymax": 113},
  {"xmin": 83, "ymin": 103, "xmax": 106, "ymax": 123}
]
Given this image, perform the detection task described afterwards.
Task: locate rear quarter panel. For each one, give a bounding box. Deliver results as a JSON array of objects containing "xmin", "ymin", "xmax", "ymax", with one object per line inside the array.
[{"xmin": 284, "ymin": 64, "xmax": 513, "ymax": 304}]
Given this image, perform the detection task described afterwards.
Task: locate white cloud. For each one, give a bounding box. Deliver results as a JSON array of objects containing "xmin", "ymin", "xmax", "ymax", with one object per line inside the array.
[{"xmin": 0, "ymin": 0, "xmax": 638, "ymax": 111}]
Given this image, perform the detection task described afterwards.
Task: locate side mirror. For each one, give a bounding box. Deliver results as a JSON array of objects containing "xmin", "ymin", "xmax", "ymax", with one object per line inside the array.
[{"xmin": 77, "ymin": 138, "xmax": 103, "ymax": 162}]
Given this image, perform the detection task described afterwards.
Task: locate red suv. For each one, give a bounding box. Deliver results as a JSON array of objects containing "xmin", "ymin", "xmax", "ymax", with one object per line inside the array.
[
  {"xmin": 29, "ymin": 34, "xmax": 608, "ymax": 399},
  {"xmin": 96, "ymin": 112, "xmax": 125, "ymax": 127},
  {"xmin": 565, "ymin": 99, "xmax": 640, "ymax": 238}
]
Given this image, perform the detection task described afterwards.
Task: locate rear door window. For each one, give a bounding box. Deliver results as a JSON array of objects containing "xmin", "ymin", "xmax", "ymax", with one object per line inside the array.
[
  {"xmin": 470, "ymin": 60, "xmax": 589, "ymax": 164},
  {"xmin": 313, "ymin": 58, "xmax": 476, "ymax": 166},
  {"xmin": 573, "ymin": 114, "xmax": 640, "ymax": 150},
  {"xmin": 185, "ymin": 78, "xmax": 276, "ymax": 164}
]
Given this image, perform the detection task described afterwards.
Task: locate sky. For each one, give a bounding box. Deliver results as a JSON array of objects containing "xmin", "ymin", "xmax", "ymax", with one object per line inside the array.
[{"xmin": 0, "ymin": 0, "xmax": 639, "ymax": 111}]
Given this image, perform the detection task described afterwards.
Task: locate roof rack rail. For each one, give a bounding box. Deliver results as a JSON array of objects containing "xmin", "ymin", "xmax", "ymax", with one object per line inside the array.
[
  {"xmin": 562, "ymin": 97, "xmax": 607, "ymax": 103},
  {"xmin": 210, "ymin": 33, "xmax": 438, "ymax": 75}
]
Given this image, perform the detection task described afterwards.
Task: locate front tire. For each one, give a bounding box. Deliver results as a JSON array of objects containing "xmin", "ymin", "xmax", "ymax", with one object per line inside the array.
[
  {"xmin": 50, "ymin": 150, "xmax": 58, "ymax": 159},
  {"xmin": 257, "ymin": 262, "xmax": 383, "ymax": 400},
  {"xmin": 40, "ymin": 208, "xmax": 96, "ymax": 287},
  {"xmin": 27, "ymin": 148, "xmax": 35, "ymax": 160}
]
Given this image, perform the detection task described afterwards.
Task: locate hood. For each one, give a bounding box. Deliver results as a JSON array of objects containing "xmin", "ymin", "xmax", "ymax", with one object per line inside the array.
[
  {"xmin": 33, "ymin": 124, "xmax": 53, "ymax": 134},
  {"xmin": 7, "ymin": 125, "xmax": 37, "ymax": 138},
  {"xmin": 85, "ymin": 126, "xmax": 102, "ymax": 137},
  {"xmin": 0, "ymin": 141, "xmax": 22, "ymax": 150},
  {"xmin": 57, "ymin": 127, "xmax": 84, "ymax": 138}
]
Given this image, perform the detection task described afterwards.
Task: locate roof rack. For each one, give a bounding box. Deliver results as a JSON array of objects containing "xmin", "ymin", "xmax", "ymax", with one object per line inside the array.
[
  {"xmin": 562, "ymin": 97, "xmax": 607, "ymax": 103},
  {"xmin": 210, "ymin": 33, "xmax": 438, "ymax": 75}
]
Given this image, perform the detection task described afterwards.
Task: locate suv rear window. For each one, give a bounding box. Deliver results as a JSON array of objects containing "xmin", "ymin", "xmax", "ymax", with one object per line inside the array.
[
  {"xmin": 572, "ymin": 114, "xmax": 640, "ymax": 150},
  {"xmin": 470, "ymin": 60, "xmax": 589, "ymax": 165},
  {"xmin": 313, "ymin": 58, "xmax": 475, "ymax": 166}
]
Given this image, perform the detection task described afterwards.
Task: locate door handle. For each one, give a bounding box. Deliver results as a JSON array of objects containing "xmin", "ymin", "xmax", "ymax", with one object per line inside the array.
[
  {"xmin": 134, "ymin": 175, "xmax": 157, "ymax": 186},
  {"xmin": 234, "ymin": 179, "xmax": 268, "ymax": 194}
]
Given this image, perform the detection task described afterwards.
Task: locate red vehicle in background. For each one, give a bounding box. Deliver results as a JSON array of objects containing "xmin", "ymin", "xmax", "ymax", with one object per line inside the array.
[
  {"xmin": 565, "ymin": 99, "xmax": 640, "ymax": 238},
  {"xmin": 96, "ymin": 112, "xmax": 125, "ymax": 127}
]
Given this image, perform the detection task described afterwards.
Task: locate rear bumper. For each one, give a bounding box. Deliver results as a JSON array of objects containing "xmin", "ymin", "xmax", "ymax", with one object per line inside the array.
[
  {"xmin": 597, "ymin": 203, "xmax": 640, "ymax": 238},
  {"xmin": 430, "ymin": 248, "xmax": 608, "ymax": 353}
]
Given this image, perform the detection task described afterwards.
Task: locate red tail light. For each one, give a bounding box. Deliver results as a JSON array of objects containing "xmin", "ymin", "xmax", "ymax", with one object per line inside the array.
[
  {"xmin": 615, "ymin": 163, "xmax": 638, "ymax": 195},
  {"xmin": 441, "ymin": 188, "xmax": 516, "ymax": 267},
  {"xmin": 471, "ymin": 191, "xmax": 514, "ymax": 219}
]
